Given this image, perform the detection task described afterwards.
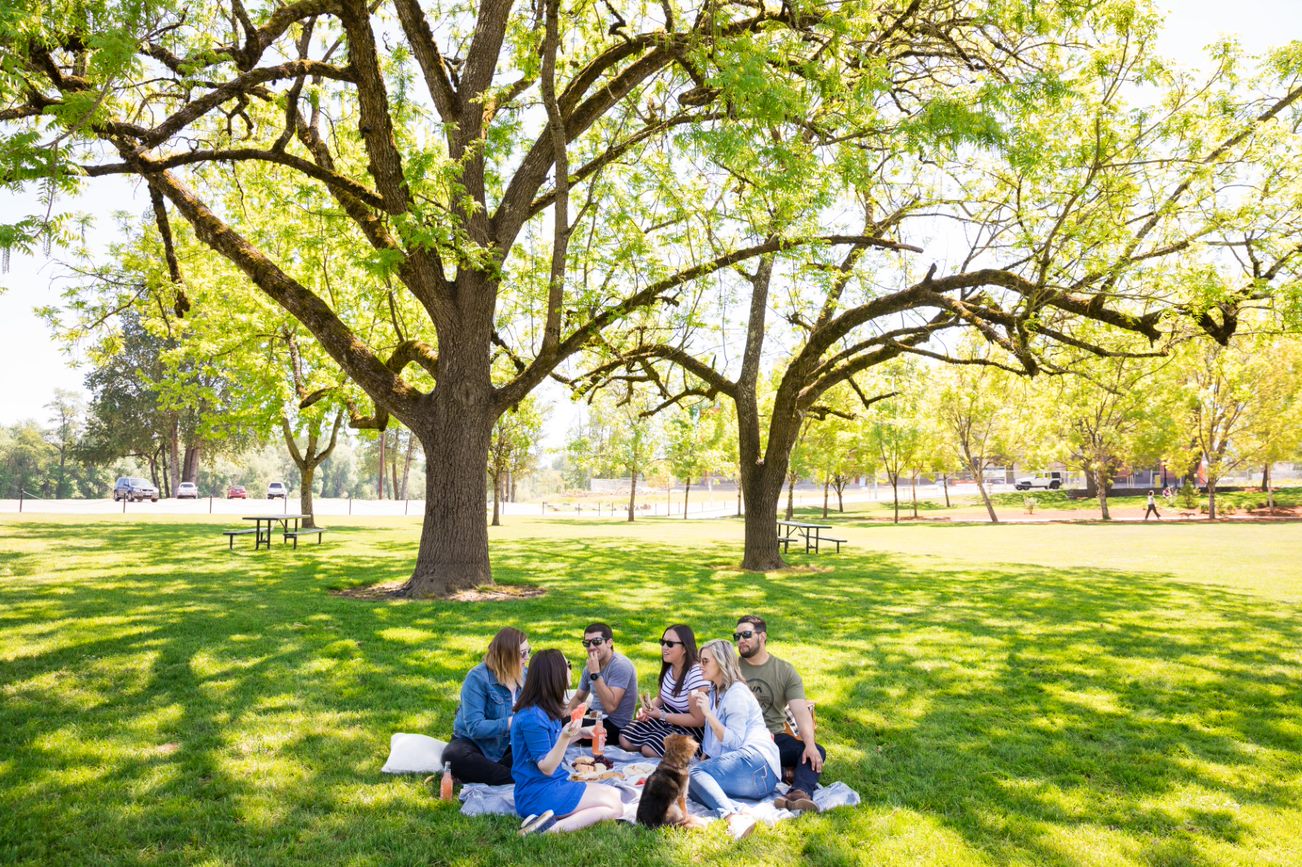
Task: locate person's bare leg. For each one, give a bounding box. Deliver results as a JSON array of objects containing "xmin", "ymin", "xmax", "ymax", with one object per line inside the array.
[
  {"xmin": 642, "ymin": 745, "xmax": 658, "ymax": 758},
  {"xmin": 547, "ymin": 784, "xmax": 623, "ymax": 833}
]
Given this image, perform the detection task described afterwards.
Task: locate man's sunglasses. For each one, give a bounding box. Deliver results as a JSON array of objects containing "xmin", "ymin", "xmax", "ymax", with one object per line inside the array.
[
  {"xmin": 581, "ymin": 638, "xmax": 607, "ymax": 648},
  {"xmin": 733, "ymin": 630, "xmax": 757, "ymax": 641},
  {"xmin": 659, "ymin": 639, "xmax": 684, "ymax": 648}
]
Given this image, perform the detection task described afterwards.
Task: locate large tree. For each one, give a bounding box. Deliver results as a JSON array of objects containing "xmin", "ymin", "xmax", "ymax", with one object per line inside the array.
[
  {"xmin": 3, "ymin": 0, "xmax": 1026, "ymax": 594},
  {"xmin": 568, "ymin": 20, "xmax": 1302, "ymax": 568}
]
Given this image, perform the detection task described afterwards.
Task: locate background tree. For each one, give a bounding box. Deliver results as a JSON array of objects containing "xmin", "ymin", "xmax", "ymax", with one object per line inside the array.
[
  {"xmin": 930, "ymin": 358, "xmax": 1017, "ymax": 523},
  {"xmin": 488, "ymin": 397, "xmax": 545, "ymax": 526},
  {"xmin": 664, "ymin": 400, "xmax": 728, "ymax": 520}
]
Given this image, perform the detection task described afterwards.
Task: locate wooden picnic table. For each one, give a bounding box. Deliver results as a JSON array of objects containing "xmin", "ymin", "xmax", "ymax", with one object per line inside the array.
[
  {"xmin": 243, "ymin": 513, "xmax": 310, "ymax": 551},
  {"xmin": 775, "ymin": 519, "xmax": 846, "ymax": 554}
]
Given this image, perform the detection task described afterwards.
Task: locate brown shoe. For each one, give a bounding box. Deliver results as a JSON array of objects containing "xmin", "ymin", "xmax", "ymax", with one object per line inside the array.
[{"xmin": 776, "ymin": 788, "xmax": 820, "ymax": 813}]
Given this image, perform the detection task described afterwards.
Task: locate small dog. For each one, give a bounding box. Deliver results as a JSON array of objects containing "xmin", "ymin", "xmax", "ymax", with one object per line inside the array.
[{"xmin": 636, "ymin": 733, "xmax": 699, "ymax": 829}]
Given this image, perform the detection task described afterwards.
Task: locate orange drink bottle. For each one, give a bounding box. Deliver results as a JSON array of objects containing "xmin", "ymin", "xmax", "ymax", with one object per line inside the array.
[
  {"xmin": 592, "ymin": 712, "xmax": 606, "ymax": 757},
  {"xmin": 439, "ymin": 762, "xmax": 454, "ymax": 801}
]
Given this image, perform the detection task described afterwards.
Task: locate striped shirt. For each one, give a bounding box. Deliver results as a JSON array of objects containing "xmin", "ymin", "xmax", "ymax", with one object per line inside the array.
[{"xmin": 659, "ymin": 663, "xmax": 708, "ymax": 713}]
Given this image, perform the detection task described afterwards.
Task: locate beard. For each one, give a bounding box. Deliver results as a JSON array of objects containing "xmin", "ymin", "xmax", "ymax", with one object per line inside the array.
[{"xmin": 738, "ymin": 643, "xmax": 760, "ymax": 659}]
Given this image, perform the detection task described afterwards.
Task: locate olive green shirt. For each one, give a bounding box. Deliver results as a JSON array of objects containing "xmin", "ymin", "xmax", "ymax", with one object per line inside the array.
[{"xmin": 739, "ymin": 653, "xmax": 805, "ymax": 735}]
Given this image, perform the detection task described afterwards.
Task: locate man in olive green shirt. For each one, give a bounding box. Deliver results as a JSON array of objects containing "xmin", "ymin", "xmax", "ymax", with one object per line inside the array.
[{"xmin": 735, "ymin": 615, "xmax": 825, "ymax": 813}]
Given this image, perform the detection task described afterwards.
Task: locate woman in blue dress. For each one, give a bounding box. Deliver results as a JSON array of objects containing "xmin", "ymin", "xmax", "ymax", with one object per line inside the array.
[{"xmin": 511, "ymin": 649, "xmax": 624, "ymax": 834}]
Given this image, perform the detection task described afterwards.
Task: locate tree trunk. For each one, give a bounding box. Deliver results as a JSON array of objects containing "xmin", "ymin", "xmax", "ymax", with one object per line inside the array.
[
  {"xmin": 911, "ymin": 472, "xmax": 918, "ymax": 519},
  {"xmin": 627, "ymin": 470, "xmax": 638, "ymax": 521},
  {"xmin": 822, "ymin": 476, "xmax": 829, "ymax": 519},
  {"xmin": 736, "ymin": 481, "xmax": 742, "ymax": 517},
  {"xmin": 300, "ymin": 464, "xmax": 317, "ymax": 527},
  {"xmin": 1207, "ymin": 477, "xmax": 1218, "ymax": 519},
  {"xmin": 1094, "ymin": 466, "xmax": 1111, "ymax": 521},
  {"xmin": 890, "ymin": 474, "xmax": 899, "ymax": 524},
  {"xmin": 942, "ymin": 474, "xmax": 950, "ymax": 508},
  {"xmin": 740, "ymin": 468, "xmax": 786, "ymax": 570},
  {"xmin": 167, "ymin": 415, "xmax": 180, "ymax": 497},
  {"xmin": 683, "ymin": 477, "xmax": 691, "ymax": 519},
  {"xmin": 1264, "ymin": 463, "xmax": 1274, "ymax": 510},
  {"xmin": 785, "ymin": 476, "xmax": 795, "ymax": 520},
  {"xmin": 377, "ymin": 429, "xmax": 387, "ymax": 500},
  {"xmin": 389, "ymin": 430, "xmax": 400, "ymax": 500},
  {"xmin": 399, "ymin": 408, "xmax": 494, "ymax": 597},
  {"xmin": 491, "ymin": 471, "xmax": 501, "ymax": 526},
  {"xmin": 401, "ymin": 433, "xmax": 415, "ymax": 500},
  {"xmin": 973, "ymin": 475, "xmax": 998, "ymax": 524}
]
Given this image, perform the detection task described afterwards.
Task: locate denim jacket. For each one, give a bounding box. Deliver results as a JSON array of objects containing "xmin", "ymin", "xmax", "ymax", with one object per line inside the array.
[
  {"xmin": 452, "ymin": 662, "xmax": 519, "ymax": 762},
  {"xmin": 701, "ymin": 681, "xmax": 781, "ymax": 776}
]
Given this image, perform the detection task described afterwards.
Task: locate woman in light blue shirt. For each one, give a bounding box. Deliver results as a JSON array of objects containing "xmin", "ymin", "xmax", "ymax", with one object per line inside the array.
[{"xmin": 689, "ymin": 638, "xmax": 780, "ymax": 840}]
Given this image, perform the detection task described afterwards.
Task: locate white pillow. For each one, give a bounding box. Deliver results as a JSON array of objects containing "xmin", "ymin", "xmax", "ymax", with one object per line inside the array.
[{"xmin": 381, "ymin": 732, "xmax": 448, "ymax": 774}]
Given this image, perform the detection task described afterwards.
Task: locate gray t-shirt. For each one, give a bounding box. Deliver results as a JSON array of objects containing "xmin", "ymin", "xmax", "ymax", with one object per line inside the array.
[{"xmin": 578, "ymin": 651, "xmax": 638, "ymax": 728}]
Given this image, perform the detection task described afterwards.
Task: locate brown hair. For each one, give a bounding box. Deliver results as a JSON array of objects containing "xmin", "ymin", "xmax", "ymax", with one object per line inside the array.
[
  {"xmin": 658, "ymin": 624, "xmax": 699, "ymax": 697},
  {"xmin": 484, "ymin": 627, "xmax": 527, "ymax": 691},
  {"xmin": 513, "ymin": 649, "xmax": 570, "ymax": 721}
]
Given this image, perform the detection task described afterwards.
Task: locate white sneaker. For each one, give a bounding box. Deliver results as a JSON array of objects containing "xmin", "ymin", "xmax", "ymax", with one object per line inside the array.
[
  {"xmin": 727, "ymin": 812, "xmax": 758, "ymax": 840},
  {"xmin": 518, "ymin": 810, "xmax": 554, "ymax": 836}
]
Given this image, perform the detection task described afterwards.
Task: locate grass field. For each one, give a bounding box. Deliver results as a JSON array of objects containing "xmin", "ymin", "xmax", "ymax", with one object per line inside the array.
[{"xmin": 2, "ymin": 514, "xmax": 1300, "ymax": 866}]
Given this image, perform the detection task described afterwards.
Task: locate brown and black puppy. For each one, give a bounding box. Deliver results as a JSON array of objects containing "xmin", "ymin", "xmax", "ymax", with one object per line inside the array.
[{"xmin": 635, "ymin": 734, "xmax": 699, "ymax": 829}]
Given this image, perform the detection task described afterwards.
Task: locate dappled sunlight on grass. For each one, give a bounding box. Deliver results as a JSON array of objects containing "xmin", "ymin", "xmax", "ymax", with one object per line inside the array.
[{"xmin": 1, "ymin": 515, "xmax": 1300, "ymax": 864}]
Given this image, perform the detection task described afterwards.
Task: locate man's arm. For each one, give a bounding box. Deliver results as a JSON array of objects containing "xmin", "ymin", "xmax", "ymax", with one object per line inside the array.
[
  {"xmin": 587, "ymin": 672, "xmax": 626, "ymax": 714},
  {"xmin": 565, "ymin": 685, "xmax": 590, "ymax": 714}
]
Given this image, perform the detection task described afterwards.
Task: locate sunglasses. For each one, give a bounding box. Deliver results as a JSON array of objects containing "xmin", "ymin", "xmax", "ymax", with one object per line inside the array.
[
  {"xmin": 733, "ymin": 630, "xmax": 757, "ymax": 641},
  {"xmin": 581, "ymin": 638, "xmax": 607, "ymax": 648},
  {"xmin": 659, "ymin": 639, "xmax": 684, "ymax": 648},
  {"xmin": 520, "ymin": 647, "xmax": 531, "ymax": 659}
]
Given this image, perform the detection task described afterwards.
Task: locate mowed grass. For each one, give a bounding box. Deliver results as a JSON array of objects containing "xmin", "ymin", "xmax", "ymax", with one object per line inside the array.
[{"xmin": 1, "ymin": 514, "xmax": 1300, "ymax": 866}]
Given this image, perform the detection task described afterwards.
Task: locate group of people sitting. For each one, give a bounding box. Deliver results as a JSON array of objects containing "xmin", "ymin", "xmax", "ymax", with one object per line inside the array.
[{"xmin": 441, "ymin": 616, "xmax": 827, "ymax": 839}]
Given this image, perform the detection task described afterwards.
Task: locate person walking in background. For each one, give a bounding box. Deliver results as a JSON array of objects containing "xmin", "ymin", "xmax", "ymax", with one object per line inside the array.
[
  {"xmin": 512, "ymin": 650, "xmax": 624, "ymax": 834},
  {"xmin": 1145, "ymin": 490, "xmax": 1161, "ymax": 521},
  {"xmin": 443, "ymin": 627, "xmax": 528, "ymax": 786}
]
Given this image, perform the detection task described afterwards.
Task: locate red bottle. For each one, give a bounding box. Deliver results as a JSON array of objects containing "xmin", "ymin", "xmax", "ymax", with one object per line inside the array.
[{"xmin": 592, "ymin": 713, "xmax": 606, "ymax": 757}]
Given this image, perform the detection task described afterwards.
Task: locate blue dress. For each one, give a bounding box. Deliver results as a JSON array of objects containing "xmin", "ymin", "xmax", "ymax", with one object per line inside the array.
[{"xmin": 510, "ymin": 705, "xmax": 586, "ymax": 818}]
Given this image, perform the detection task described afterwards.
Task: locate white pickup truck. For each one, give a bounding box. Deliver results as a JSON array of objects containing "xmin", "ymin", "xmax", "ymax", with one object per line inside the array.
[{"xmin": 1014, "ymin": 475, "xmax": 1063, "ymax": 491}]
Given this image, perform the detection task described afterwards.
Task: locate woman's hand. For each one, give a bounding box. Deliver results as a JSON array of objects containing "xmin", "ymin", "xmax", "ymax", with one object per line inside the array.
[
  {"xmin": 691, "ymin": 689, "xmax": 713, "ymax": 719},
  {"xmin": 561, "ymin": 720, "xmax": 584, "ymax": 742}
]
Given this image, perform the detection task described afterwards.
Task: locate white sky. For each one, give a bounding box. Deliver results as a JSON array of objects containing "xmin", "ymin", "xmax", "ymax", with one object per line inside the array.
[{"xmin": 0, "ymin": 1, "xmax": 1296, "ymax": 435}]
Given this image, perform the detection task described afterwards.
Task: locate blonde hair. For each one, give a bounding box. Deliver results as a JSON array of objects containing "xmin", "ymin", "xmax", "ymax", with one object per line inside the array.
[
  {"xmin": 484, "ymin": 627, "xmax": 527, "ymax": 691},
  {"xmin": 699, "ymin": 638, "xmax": 744, "ymax": 694}
]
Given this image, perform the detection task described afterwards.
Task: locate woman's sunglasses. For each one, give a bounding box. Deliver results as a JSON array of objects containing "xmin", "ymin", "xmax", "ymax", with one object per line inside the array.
[{"xmin": 659, "ymin": 639, "xmax": 684, "ymax": 648}]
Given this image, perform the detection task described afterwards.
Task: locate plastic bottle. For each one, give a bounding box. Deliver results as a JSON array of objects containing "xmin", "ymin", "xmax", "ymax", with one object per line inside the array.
[
  {"xmin": 592, "ymin": 712, "xmax": 606, "ymax": 757},
  {"xmin": 439, "ymin": 762, "xmax": 454, "ymax": 801}
]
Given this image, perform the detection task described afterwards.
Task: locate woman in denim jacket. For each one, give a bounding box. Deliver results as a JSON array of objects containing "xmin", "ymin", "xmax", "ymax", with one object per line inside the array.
[
  {"xmin": 443, "ymin": 627, "xmax": 528, "ymax": 785},
  {"xmin": 688, "ymin": 638, "xmax": 781, "ymax": 840}
]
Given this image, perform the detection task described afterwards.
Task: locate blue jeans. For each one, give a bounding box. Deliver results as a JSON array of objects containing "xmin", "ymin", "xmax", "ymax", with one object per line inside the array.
[{"xmin": 688, "ymin": 748, "xmax": 778, "ymax": 817}]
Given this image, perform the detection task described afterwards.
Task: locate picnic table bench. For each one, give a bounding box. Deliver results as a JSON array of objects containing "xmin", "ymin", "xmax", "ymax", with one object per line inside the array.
[
  {"xmin": 221, "ymin": 514, "xmax": 325, "ymax": 550},
  {"xmin": 283, "ymin": 527, "xmax": 327, "ymax": 548},
  {"xmin": 776, "ymin": 520, "xmax": 846, "ymax": 554}
]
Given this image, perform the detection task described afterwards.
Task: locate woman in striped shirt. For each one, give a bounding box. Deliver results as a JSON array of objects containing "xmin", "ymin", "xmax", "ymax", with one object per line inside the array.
[{"xmin": 617, "ymin": 624, "xmax": 707, "ymax": 757}]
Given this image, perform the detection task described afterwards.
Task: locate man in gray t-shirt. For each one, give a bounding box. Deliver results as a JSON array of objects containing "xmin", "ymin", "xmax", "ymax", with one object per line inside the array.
[{"xmin": 565, "ymin": 622, "xmax": 638, "ymax": 739}]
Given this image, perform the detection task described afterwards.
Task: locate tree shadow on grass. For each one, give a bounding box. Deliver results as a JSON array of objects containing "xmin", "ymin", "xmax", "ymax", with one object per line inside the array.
[{"xmin": 1, "ymin": 521, "xmax": 1299, "ymax": 865}]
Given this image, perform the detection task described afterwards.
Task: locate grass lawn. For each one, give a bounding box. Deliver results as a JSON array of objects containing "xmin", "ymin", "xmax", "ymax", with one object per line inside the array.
[{"xmin": 1, "ymin": 514, "xmax": 1300, "ymax": 866}]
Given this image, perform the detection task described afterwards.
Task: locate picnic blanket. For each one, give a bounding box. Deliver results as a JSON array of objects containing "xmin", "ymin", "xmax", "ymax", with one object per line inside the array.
[{"xmin": 458, "ymin": 744, "xmax": 860, "ymax": 826}]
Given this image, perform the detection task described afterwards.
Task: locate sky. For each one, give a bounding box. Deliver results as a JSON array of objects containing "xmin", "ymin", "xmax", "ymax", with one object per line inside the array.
[{"xmin": 0, "ymin": 1, "xmax": 1296, "ymax": 436}]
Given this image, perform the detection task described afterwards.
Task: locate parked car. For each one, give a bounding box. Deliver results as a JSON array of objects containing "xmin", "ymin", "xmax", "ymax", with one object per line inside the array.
[
  {"xmin": 1014, "ymin": 475, "xmax": 1063, "ymax": 491},
  {"xmin": 267, "ymin": 481, "xmax": 288, "ymax": 500},
  {"xmin": 113, "ymin": 477, "xmax": 159, "ymax": 502},
  {"xmin": 227, "ymin": 485, "xmax": 248, "ymax": 499},
  {"xmin": 176, "ymin": 481, "xmax": 199, "ymax": 499}
]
